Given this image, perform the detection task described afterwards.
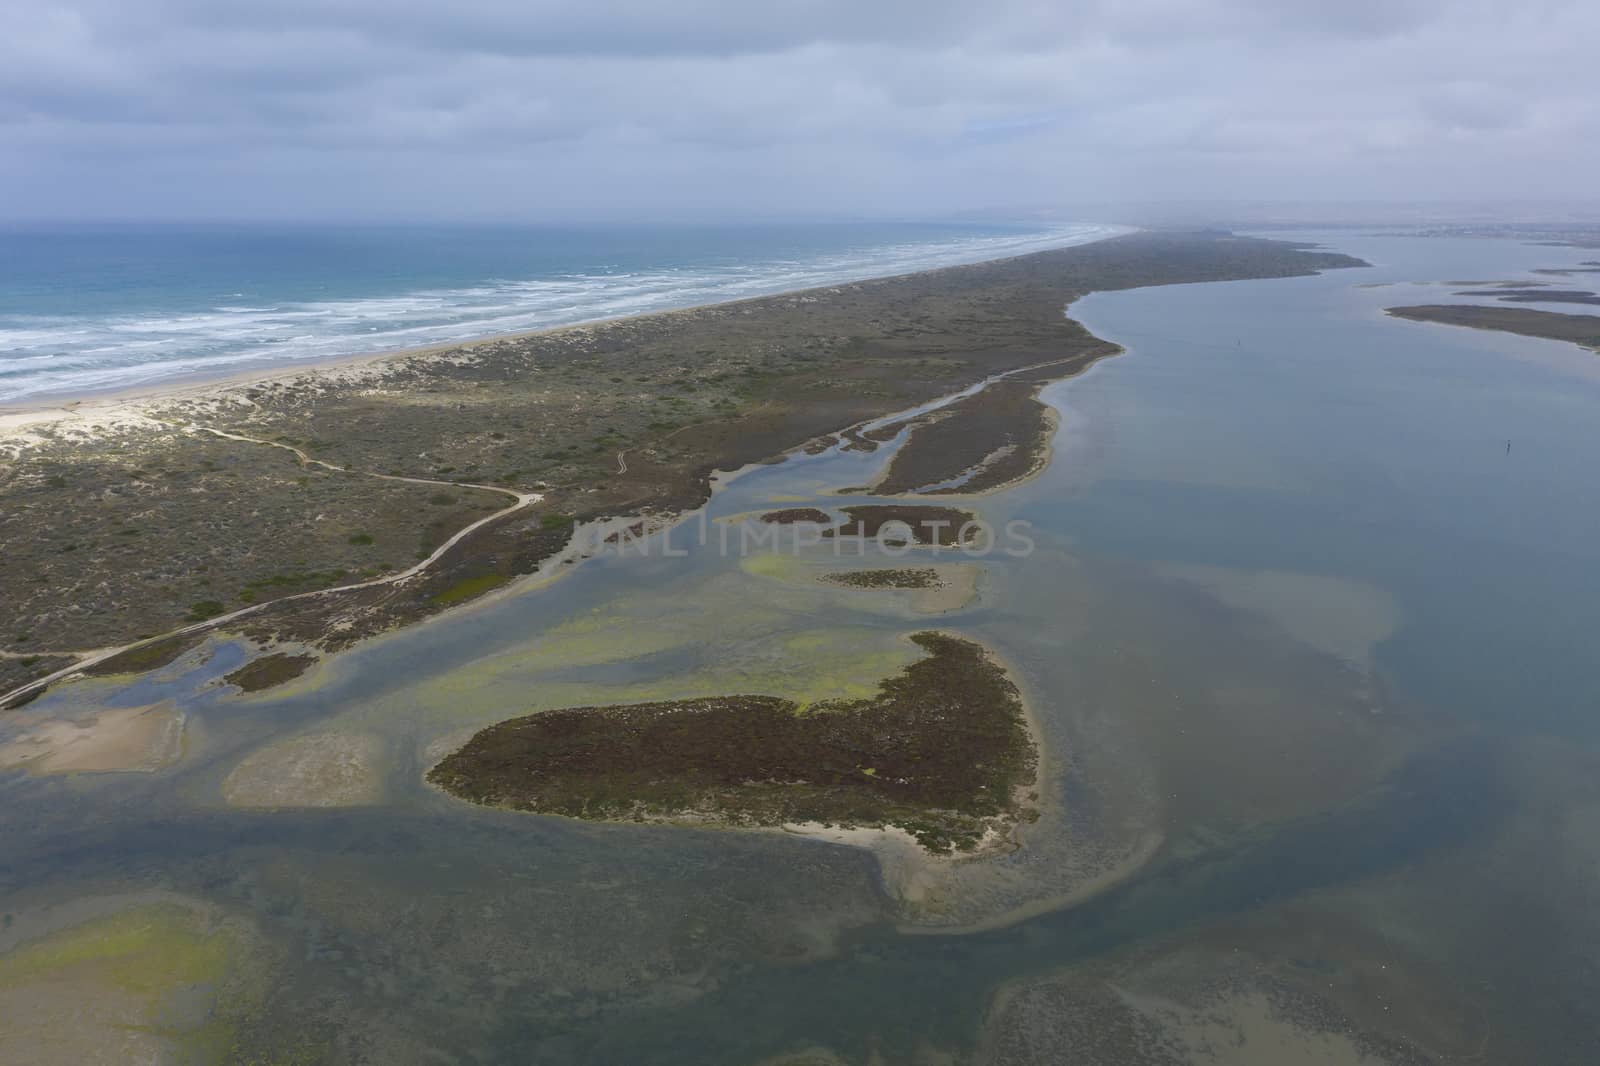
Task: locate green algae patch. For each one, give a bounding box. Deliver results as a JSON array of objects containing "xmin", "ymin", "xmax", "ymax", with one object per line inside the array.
[
  {"xmin": 739, "ymin": 552, "xmax": 809, "ymax": 581},
  {"xmin": 428, "ymin": 632, "xmax": 1037, "ymax": 852},
  {"xmin": 0, "ymin": 905, "xmax": 234, "ymax": 998},
  {"xmin": 431, "ymin": 572, "xmax": 511, "ymax": 606},
  {"xmin": 451, "ymin": 625, "xmax": 918, "ymax": 718},
  {"xmin": 0, "ymin": 900, "xmax": 270, "ymax": 1065},
  {"xmin": 224, "ymin": 652, "xmax": 318, "ymax": 693}
]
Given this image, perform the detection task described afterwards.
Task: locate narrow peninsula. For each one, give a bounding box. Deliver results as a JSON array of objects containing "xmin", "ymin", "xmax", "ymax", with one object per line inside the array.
[
  {"xmin": 1386, "ymin": 304, "xmax": 1600, "ymax": 351},
  {"xmin": 2, "ymin": 232, "xmax": 1365, "ymax": 703}
]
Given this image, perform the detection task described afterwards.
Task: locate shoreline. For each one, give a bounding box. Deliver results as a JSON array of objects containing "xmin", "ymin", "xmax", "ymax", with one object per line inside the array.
[
  {"xmin": 0, "ymin": 228, "xmax": 1132, "ymax": 431},
  {"xmin": 2, "ymin": 231, "xmax": 1368, "ymax": 703}
]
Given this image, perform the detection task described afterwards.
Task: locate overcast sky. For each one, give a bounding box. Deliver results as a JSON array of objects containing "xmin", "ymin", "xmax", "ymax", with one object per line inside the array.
[{"xmin": 3, "ymin": 0, "xmax": 1597, "ymax": 222}]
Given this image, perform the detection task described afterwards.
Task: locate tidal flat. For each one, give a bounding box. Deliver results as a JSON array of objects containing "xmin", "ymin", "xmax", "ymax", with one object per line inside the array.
[
  {"xmin": 1, "ymin": 231, "xmax": 1362, "ymax": 701},
  {"xmin": 12, "ymin": 231, "xmax": 1600, "ymax": 1063}
]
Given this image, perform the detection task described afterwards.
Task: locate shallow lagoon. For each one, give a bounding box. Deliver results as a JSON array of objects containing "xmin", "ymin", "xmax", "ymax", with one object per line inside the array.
[{"xmin": 3, "ymin": 233, "xmax": 1599, "ymax": 1062}]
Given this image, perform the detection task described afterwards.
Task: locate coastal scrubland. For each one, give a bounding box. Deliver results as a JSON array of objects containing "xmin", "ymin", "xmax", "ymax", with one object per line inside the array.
[
  {"xmin": 1386, "ymin": 304, "xmax": 1600, "ymax": 350},
  {"xmin": 1, "ymin": 232, "xmax": 1364, "ymax": 699},
  {"xmin": 428, "ymin": 632, "xmax": 1036, "ymax": 852},
  {"xmin": 871, "ymin": 378, "xmax": 1058, "ymax": 495}
]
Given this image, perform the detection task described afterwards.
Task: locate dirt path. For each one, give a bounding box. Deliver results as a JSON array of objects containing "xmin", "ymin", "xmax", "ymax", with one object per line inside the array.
[
  {"xmin": 194, "ymin": 426, "xmax": 528, "ymax": 500},
  {"xmin": 5, "ymin": 356, "xmax": 1092, "ymax": 707},
  {"xmin": 1, "ymin": 425, "xmax": 541, "ymax": 707}
]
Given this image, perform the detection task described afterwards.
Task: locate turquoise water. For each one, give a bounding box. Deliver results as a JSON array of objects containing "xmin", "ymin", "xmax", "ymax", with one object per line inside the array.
[
  {"xmin": 0, "ymin": 221, "xmax": 1117, "ymax": 402},
  {"xmin": 2, "ymin": 232, "xmax": 1598, "ymax": 1062}
]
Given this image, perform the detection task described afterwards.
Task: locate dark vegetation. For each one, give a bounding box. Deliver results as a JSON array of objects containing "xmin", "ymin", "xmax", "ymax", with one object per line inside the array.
[
  {"xmin": 82, "ymin": 631, "xmax": 207, "ymax": 680},
  {"xmin": 0, "ymin": 654, "xmax": 78, "ymax": 706},
  {"xmin": 427, "ymin": 632, "xmax": 1036, "ymax": 852},
  {"xmin": 873, "ymin": 378, "xmax": 1058, "ymax": 495},
  {"xmin": 1451, "ymin": 287, "xmax": 1600, "ymax": 306},
  {"xmin": 223, "ymin": 652, "xmax": 318, "ymax": 693},
  {"xmin": 0, "ymin": 432, "xmax": 503, "ymax": 660},
  {"xmin": 1386, "ymin": 304, "xmax": 1600, "ymax": 350},
  {"xmin": 759, "ymin": 507, "xmax": 833, "ymax": 524},
  {"xmin": 823, "ymin": 505, "xmax": 980, "ymax": 547},
  {"xmin": 824, "ymin": 568, "xmax": 943, "ymax": 589},
  {"xmin": 3, "ymin": 233, "xmax": 1365, "ymax": 700}
]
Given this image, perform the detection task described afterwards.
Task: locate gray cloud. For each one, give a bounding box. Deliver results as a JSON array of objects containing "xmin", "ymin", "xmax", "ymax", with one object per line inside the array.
[{"xmin": 2, "ymin": 0, "xmax": 1596, "ymax": 219}]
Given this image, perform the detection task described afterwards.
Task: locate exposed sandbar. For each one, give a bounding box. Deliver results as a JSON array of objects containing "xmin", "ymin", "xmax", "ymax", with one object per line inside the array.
[
  {"xmin": 223, "ymin": 732, "xmax": 383, "ymax": 807},
  {"xmin": 0, "ymin": 701, "xmax": 185, "ymax": 774}
]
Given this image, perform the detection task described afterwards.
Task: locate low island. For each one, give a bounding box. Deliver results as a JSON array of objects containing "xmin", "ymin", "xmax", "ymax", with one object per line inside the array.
[
  {"xmin": 1386, "ymin": 304, "xmax": 1600, "ymax": 350},
  {"xmin": 427, "ymin": 632, "xmax": 1036, "ymax": 853}
]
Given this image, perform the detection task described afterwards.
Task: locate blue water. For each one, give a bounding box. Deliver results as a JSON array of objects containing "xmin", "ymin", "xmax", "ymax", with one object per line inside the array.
[
  {"xmin": 1053, "ymin": 232, "xmax": 1600, "ymax": 737},
  {"xmin": 0, "ymin": 221, "xmax": 1119, "ymax": 403},
  {"xmin": 7, "ymin": 230, "xmax": 1600, "ymax": 1061}
]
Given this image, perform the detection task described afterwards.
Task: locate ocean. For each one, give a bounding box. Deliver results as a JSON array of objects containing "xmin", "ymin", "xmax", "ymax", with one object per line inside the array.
[{"xmin": 0, "ymin": 220, "xmax": 1120, "ymax": 403}]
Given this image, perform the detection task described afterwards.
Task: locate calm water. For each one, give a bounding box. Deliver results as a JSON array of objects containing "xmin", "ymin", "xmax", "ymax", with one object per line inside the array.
[
  {"xmin": 3, "ymin": 232, "xmax": 1599, "ymax": 1062},
  {"xmin": 0, "ymin": 221, "xmax": 1119, "ymax": 402}
]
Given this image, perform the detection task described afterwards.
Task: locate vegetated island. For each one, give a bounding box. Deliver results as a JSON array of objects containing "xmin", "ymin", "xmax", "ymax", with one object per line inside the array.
[
  {"xmin": 1385, "ymin": 304, "xmax": 1600, "ymax": 351},
  {"xmin": 871, "ymin": 373, "xmax": 1062, "ymax": 496},
  {"xmin": 821, "ymin": 505, "xmax": 980, "ymax": 547},
  {"xmin": 1450, "ymin": 287, "xmax": 1600, "ymax": 306},
  {"xmin": 759, "ymin": 507, "xmax": 834, "ymax": 525},
  {"xmin": 824, "ymin": 568, "xmax": 943, "ymax": 590},
  {"xmin": 222, "ymin": 652, "xmax": 318, "ymax": 693},
  {"xmin": 427, "ymin": 631, "xmax": 1036, "ymax": 853},
  {"xmin": 1, "ymin": 232, "xmax": 1365, "ymax": 703}
]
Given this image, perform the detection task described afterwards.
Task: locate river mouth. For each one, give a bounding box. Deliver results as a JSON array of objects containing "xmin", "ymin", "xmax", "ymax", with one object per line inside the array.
[{"xmin": 5, "ymin": 231, "xmax": 1600, "ymax": 1063}]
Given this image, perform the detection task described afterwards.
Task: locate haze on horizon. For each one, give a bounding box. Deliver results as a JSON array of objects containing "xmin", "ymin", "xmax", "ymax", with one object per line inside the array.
[{"xmin": 3, "ymin": 0, "xmax": 1598, "ymax": 223}]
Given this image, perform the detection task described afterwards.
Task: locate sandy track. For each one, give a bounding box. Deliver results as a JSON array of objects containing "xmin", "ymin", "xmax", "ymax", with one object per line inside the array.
[{"xmin": 0, "ymin": 423, "xmax": 541, "ymax": 707}]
